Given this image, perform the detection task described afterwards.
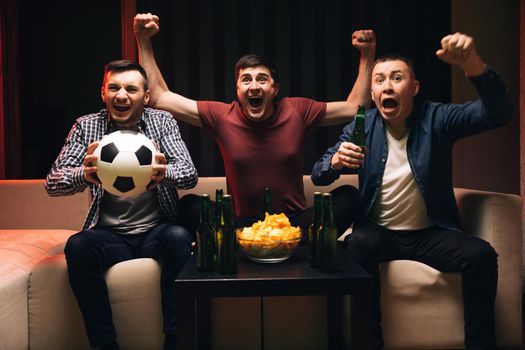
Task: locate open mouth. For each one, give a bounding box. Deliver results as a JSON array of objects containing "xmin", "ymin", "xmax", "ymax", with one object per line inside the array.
[
  {"xmin": 114, "ymin": 105, "xmax": 130, "ymax": 112},
  {"xmin": 382, "ymin": 98, "xmax": 398, "ymax": 109},
  {"xmin": 248, "ymin": 96, "xmax": 263, "ymax": 108}
]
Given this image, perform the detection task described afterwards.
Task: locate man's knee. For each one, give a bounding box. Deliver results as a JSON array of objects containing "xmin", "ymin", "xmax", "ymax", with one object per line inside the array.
[
  {"xmin": 161, "ymin": 225, "xmax": 192, "ymax": 255},
  {"xmin": 65, "ymin": 231, "xmax": 97, "ymax": 263},
  {"xmin": 466, "ymin": 239, "xmax": 498, "ymax": 268},
  {"xmin": 331, "ymin": 185, "xmax": 361, "ymax": 204}
]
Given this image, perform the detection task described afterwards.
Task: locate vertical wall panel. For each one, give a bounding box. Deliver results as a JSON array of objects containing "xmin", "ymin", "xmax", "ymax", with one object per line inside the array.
[{"xmin": 451, "ymin": 0, "xmax": 520, "ymax": 194}]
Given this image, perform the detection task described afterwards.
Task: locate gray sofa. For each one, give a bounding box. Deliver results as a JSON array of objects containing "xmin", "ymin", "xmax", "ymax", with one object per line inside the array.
[{"xmin": 0, "ymin": 176, "xmax": 522, "ymax": 350}]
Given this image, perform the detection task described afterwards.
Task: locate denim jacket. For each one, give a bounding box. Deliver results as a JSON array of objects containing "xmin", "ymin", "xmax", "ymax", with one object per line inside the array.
[{"xmin": 311, "ymin": 68, "xmax": 513, "ymax": 231}]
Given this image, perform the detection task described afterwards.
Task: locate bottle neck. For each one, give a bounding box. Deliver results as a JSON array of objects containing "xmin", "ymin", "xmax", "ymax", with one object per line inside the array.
[
  {"xmin": 263, "ymin": 188, "xmax": 272, "ymax": 213},
  {"xmin": 313, "ymin": 193, "xmax": 323, "ymax": 225},
  {"xmin": 200, "ymin": 196, "xmax": 211, "ymax": 225},
  {"xmin": 221, "ymin": 196, "xmax": 234, "ymax": 229},
  {"xmin": 322, "ymin": 195, "xmax": 334, "ymax": 226}
]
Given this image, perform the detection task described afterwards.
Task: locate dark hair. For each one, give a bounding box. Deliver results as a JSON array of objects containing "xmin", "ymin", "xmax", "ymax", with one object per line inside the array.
[
  {"xmin": 234, "ymin": 54, "xmax": 279, "ymax": 84},
  {"xmin": 374, "ymin": 54, "xmax": 416, "ymax": 78},
  {"xmin": 103, "ymin": 60, "xmax": 149, "ymax": 90}
]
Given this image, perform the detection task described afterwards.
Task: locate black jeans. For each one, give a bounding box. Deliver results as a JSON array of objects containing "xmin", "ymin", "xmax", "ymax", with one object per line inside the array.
[
  {"xmin": 347, "ymin": 220, "xmax": 498, "ymax": 350},
  {"xmin": 64, "ymin": 223, "xmax": 192, "ymax": 348}
]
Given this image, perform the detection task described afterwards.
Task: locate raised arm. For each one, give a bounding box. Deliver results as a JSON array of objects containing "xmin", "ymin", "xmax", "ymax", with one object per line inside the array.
[
  {"xmin": 134, "ymin": 13, "xmax": 202, "ymax": 127},
  {"xmin": 435, "ymin": 32, "xmax": 513, "ymax": 138},
  {"xmin": 322, "ymin": 29, "xmax": 376, "ymax": 127}
]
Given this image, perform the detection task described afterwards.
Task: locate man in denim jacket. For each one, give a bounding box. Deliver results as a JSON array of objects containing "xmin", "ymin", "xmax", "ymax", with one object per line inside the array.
[{"xmin": 311, "ymin": 33, "xmax": 513, "ymax": 349}]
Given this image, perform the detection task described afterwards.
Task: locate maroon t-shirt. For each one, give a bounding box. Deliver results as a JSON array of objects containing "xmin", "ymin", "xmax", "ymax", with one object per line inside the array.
[{"xmin": 197, "ymin": 97, "xmax": 326, "ymax": 217}]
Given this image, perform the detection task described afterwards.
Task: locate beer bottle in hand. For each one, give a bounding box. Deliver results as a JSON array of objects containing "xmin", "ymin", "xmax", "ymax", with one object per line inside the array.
[
  {"xmin": 351, "ymin": 105, "xmax": 366, "ymax": 152},
  {"xmin": 308, "ymin": 192, "xmax": 323, "ymax": 268},
  {"xmin": 197, "ymin": 194, "xmax": 215, "ymax": 272},
  {"xmin": 318, "ymin": 193, "xmax": 337, "ymax": 272},
  {"xmin": 216, "ymin": 195, "xmax": 237, "ymax": 274}
]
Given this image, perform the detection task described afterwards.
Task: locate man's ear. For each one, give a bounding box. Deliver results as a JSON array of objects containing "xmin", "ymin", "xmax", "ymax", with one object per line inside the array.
[
  {"xmin": 273, "ymin": 83, "xmax": 280, "ymax": 97},
  {"xmin": 143, "ymin": 89, "xmax": 150, "ymax": 106},
  {"xmin": 101, "ymin": 86, "xmax": 106, "ymax": 103},
  {"xmin": 412, "ymin": 80, "xmax": 420, "ymax": 97}
]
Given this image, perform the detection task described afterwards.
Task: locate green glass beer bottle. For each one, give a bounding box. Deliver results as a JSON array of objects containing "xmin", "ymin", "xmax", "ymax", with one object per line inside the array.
[
  {"xmin": 308, "ymin": 192, "xmax": 323, "ymax": 268},
  {"xmin": 260, "ymin": 187, "xmax": 272, "ymax": 220},
  {"xmin": 351, "ymin": 105, "xmax": 366, "ymax": 152},
  {"xmin": 216, "ymin": 195, "xmax": 237, "ymax": 274},
  {"xmin": 196, "ymin": 194, "xmax": 215, "ymax": 272},
  {"xmin": 214, "ymin": 189, "xmax": 223, "ymax": 229},
  {"xmin": 318, "ymin": 193, "xmax": 337, "ymax": 272},
  {"xmin": 214, "ymin": 189, "xmax": 224, "ymax": 257}
]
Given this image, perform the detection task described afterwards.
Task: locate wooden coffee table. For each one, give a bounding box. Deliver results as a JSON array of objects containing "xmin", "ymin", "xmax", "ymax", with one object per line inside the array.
[{"xmin": 175, "ymin": 244, "xmax": 372, "ymax": 349}]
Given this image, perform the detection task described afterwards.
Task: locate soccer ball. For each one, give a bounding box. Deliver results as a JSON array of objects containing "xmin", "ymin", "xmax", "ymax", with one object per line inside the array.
[{"xmin": 93, "ymin": 130, "xmax": 157, "ymax": 197}]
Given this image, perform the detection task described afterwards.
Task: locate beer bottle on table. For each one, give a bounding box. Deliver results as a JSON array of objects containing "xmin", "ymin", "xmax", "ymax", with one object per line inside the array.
[
  {"xmin": 214, "ymin": 189, "xmax": 223, "ymax": 257},
  {"xmin": 260, "ymin": 187, "xmax": 272, "ymax": 220},
  {"xmin": 216, "ymin": 195, "xmax": 237, "ymax": 274},
  {"xmin": 196, "ymin": 194, "xmax": 215, "ymax": 272},
  {"xmin": 308, "ymin": 192, "xmax": 323, "ymax": 268},
  {"xmin": 214, "ymin": 189, "xmax": 223, "ymax": 229},
  {"xmin": 351, "ymin": 105, "xmax": 366, "ymax": 152},
  {"xmin": 318, "ymin": 193, "xmax": 337, "ymax": 272}
]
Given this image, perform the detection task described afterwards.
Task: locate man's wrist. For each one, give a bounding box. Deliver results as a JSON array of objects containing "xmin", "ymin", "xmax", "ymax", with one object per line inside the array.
[{"xmin": 462, "ymin": 57, "xmax": 487, "ymax": 77}]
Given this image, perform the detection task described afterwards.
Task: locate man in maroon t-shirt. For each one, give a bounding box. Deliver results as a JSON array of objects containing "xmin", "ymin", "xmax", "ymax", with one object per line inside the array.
[{"xmin": 134, "ymin": 13, "xmax": 375, "ymax": 235}]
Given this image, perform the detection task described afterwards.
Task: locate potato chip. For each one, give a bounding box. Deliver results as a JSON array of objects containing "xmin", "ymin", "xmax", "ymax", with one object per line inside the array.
[{"xmin": 237, "ymin": 213, "xmax": 301, "ymax": 243}]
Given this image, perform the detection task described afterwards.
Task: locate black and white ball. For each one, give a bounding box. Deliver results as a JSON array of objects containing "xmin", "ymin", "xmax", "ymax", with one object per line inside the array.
[{"xmin": 94, "ymin": 130, "xmax": 157, "ymax": 197}]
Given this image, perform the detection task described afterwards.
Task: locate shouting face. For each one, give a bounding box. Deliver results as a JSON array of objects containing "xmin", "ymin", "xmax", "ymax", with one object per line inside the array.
[
  {"xmin": 236, "ymin": 66, "xmax": 279, "ymax": 121},
  {"xmin": 371, "ymin": 59, "xmax": 420, "ymax": 129},
  {"xmin": 101, "ymin": 70, "xmax": 149, "ymax": 128}
]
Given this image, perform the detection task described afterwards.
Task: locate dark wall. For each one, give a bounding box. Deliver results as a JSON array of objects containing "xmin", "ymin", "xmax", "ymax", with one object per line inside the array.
[
  {"xmin": 136, "ymin": 0, "xmax": 451, "ymax": 176},
  {"xmin": 18, "ymin": 0, "xmax": 121, "ymax": 178},
  {"xmin": 18, "ymin": 0, "xmax": 451, "ymax": 179}
]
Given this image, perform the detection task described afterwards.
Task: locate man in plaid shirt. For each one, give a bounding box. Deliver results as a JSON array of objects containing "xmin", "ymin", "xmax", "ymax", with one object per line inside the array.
[{"xmin": 45, "ymin": 60, "xmax": 197, "ymax": 350}]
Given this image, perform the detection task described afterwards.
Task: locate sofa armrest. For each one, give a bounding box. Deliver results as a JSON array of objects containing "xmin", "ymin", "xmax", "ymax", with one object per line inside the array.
[
  {"xmin": 454, "ymin": 187, "xmax": 522, "ymax": 264},
  {"xmin": 454, "ymin": 187, "xmax": 523, "ymax": 343}
]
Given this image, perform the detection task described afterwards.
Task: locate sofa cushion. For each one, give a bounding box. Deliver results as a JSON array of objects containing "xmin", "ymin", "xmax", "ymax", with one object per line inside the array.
[{"xmin": 0, "ymin": 229, "xmax": 76, "ymax": 350}]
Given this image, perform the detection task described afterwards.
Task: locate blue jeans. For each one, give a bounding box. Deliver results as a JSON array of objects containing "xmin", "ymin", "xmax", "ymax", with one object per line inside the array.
[
  {"xmin": 347, "ymin": 221, "xmax": 498, "ymax": 350},
  {"xmin": 64, "ymin": 223, "xmax": 192, "ymax": 348}
]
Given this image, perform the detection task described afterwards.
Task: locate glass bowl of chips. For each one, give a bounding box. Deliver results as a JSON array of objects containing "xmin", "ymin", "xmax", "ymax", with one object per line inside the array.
[{"xmin": 237, "ymin": 213, "xmax": 301, "ymax": 263}]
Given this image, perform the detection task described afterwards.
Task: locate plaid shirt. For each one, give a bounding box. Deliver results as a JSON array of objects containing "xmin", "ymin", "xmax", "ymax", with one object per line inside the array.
[{"xmin": 45, "ymin": 107, "xmax": 198, "ymax": 230}]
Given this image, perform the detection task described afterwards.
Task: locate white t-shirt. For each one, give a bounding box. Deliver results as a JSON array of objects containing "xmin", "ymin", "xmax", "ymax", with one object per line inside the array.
[{"xmin": 369, "ymin": 129, "xmax": 432, "ymax": 230}]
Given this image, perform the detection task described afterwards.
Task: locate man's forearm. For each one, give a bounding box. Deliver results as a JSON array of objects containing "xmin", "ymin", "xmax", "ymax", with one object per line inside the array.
[
  {"xmin": 345, "ymin": 52, "xmax": 374, "ymax": 108},
  {"xmin": 136, "ymin": 37, "xmax": 170, "ymax": 104}
]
